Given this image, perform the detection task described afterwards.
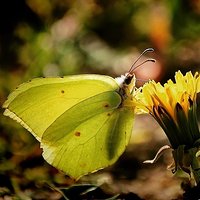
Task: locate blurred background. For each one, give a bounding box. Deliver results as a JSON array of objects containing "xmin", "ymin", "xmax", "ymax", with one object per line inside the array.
[{"xmin": 0, "ymin": 0, "xmax": 200, "ymax": 199}]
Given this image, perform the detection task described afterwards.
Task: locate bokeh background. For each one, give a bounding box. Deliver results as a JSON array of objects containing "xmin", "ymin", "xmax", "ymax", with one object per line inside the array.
[{"xmin": 1, "ymin": 0, "xmax": 200, "ymax": 199}]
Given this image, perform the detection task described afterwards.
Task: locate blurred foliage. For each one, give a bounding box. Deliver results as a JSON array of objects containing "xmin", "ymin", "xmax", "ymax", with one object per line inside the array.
[{"xmin": 1, "ymin": 0, "xmax": 200, "ymax": 199}]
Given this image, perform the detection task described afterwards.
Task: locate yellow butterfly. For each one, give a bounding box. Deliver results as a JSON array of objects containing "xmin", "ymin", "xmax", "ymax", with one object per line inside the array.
[{"xmin": 3, "ymin": 48, "xmax": 154, "ymax": 179}]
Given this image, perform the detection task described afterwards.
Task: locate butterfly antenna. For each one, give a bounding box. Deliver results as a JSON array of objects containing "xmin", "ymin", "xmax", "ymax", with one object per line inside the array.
[
  {"xmin": 136, "ymin": 78, "xmax": 149, "ymax": 83},
  {"xmin": 130, "ymin": 58, "xmax": 156, "ymax": 74},
  {"xmin": 128, "ymin": 48, "xmax": 154, "ymax": 74}
]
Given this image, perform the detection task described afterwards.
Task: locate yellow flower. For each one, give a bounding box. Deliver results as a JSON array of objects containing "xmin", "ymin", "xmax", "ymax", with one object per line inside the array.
[
  {"xmin": 137, "ymin": 71, "xmax": 200, "ymax": 149},
  {"xmin": 137, "ymin": 71, "xmax": 200, "ymax": 183}
]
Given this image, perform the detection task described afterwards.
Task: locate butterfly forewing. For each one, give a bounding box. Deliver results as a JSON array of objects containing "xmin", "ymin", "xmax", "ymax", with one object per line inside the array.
[{"xmin": 3, "ymin": 75, "xmax": 119, "ymax": 141}]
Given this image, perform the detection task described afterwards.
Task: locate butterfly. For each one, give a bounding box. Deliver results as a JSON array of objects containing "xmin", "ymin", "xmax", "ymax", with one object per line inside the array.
[{"xmin": 2, "ymin": 48, "xmax": 154, "ymax": 179}]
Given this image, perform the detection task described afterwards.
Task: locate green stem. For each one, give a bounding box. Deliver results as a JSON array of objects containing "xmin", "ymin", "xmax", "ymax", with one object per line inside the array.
[
  {"xmin": 189, "ymin": 147, "xmax": 200, "ymax": 184},
  {"xmin": 173, "ymin": 146, "xmax": 200, "ymax": 184}
]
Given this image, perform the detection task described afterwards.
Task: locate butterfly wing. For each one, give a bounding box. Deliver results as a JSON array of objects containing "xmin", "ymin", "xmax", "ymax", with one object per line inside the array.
[
  {"xmin": 3, "ymin": 75, "xmax": 119, "ymax": 141},
  {"xmin": 3, "ymin": 74, "xmax": 135, "ymax": 179},
  {"xmin": 41, "ymin": 100, "xmax": 134, "ymax": 179}
]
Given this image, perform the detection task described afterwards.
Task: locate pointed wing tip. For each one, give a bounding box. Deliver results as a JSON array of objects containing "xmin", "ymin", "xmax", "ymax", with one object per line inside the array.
[{"xmin": 2, "ymin": 100, "xmax": 8, "ymax": 109}]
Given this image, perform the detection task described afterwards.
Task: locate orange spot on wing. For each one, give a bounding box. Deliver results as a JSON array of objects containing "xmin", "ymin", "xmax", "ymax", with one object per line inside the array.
[
  {"xmin": 104, "ymin": 103, "xmax": 109, "ymax": 108},
  {"xmin": 75, "ymin": 131, "xmax": 81, "ymax": 137}
]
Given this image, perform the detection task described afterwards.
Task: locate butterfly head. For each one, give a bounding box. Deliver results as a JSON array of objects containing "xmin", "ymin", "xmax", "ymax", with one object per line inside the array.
[
  {"xmin": 115, "ymin": 48, "xmax": 155, "ymax": 103},
  {"xmin": 115, "ymin": 48, "xmax": 155, "ymax": 89}
]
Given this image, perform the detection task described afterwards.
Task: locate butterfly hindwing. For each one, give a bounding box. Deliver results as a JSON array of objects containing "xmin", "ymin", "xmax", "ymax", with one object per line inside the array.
[{"xmin": 42, "ymin": 105, "xmax": 134, "ymax": 179}]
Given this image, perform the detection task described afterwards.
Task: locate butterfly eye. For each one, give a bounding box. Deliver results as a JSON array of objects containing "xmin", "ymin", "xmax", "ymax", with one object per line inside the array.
[{"xmin": 124, "ymin": 75, "xmax": 133, "ymax": 85}]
